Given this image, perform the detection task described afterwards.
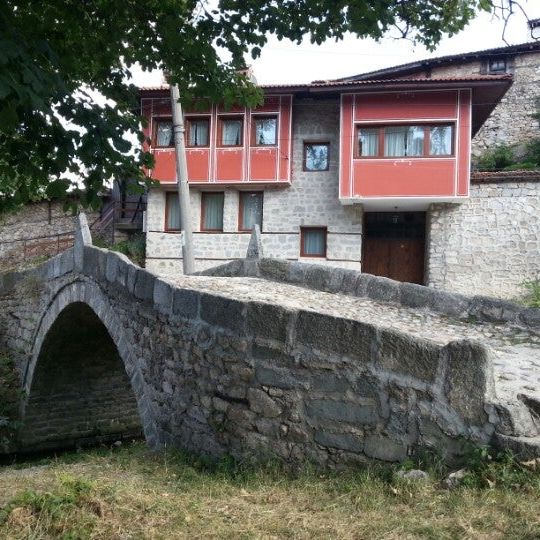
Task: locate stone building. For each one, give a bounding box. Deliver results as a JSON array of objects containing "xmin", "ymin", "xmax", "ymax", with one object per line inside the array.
[{"xmin": 141, "ymin": 42, "xmax": 540, "ymax": 300}]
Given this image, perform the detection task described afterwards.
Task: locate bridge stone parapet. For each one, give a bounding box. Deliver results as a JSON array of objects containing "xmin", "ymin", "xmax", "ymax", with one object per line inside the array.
[{"xmin": 0, "ymin": 215, "xmax": 539, "ymax": 464}]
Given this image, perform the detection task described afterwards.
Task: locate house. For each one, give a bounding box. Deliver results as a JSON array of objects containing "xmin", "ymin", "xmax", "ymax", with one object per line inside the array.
[
  {"xmin": 140, "ymin": 66, "xmax": 537, "ymax": 300},
  {"xmin": 337, "ymin": 41, "xmax": 540, "ymax": 157}
]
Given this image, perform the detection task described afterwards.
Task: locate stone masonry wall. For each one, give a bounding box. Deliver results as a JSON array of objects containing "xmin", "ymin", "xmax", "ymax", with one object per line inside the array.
[
  {"xmin": 0, "ymin": 200, "xmax": 100, "ymax": 267},
  {"xmin": 145, "ymin": 98, "xmax": 363, "ymax": 275},
  {"xmin": 427, "ymin": 52, "xmax": 540, "ymax": 156},
  {"xmin": 0, "ymin": 219, "xmax": 509, "ymax": 464},
  {"xmin": 427, "ymin": 177, "xmax": 540, "ymax": 299}
]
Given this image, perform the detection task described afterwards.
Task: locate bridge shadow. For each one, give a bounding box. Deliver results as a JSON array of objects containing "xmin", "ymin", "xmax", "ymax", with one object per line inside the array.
[{"xmin": 19, "ymin": 302, "xmax": 143, "ymax": 452}]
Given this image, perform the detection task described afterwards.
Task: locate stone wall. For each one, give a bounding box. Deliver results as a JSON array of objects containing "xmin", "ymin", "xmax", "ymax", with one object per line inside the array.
[
  {"xmin": 0, "ymin": 200, "xmax": 100, "ymax": 268},
  {"xmin": 0, "ymin": 221, "xmax": 511, "ymax": 464},
  {"xmin": 427, "ymin": 174, "xmax": 540, "ymax": 299},
  {"xmin": 145, "ymin": 98, "xmax": 363, "ymax": 275},
  {"xmin": 427, "ymin": 51, "xmax": 540, "ymax": 155}
]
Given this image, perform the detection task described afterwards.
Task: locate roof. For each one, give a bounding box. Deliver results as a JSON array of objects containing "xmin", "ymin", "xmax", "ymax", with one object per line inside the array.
[
  {"xmin": 471, "ymin": 170, "xmax": 540, "ymax": 183},
  {"xmin": 335, "ymin": 41, "xmax": 540, "ymax": 82},
  {"xmin": 139, "ymin": 75, "xmax": 512, "ymax": 136}
]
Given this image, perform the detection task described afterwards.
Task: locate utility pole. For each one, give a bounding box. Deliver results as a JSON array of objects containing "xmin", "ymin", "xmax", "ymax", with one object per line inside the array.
[{"xmin": 169, "ymin": 82, "xmax": 195, "ymax": 274}]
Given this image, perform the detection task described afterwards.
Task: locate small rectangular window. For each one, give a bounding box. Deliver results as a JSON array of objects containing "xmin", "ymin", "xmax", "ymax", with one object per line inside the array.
[
  {"xmin": 155, "ymin": 120, "xmax": 173, "ymax": 147},
  {"xmin": 186, "ymin": 118, "xmax": 210, "ymax": 147},
  {"xmin": 488, "ymin": 58, "xmax": 507, "ymax": 73},
  {"xmin": 239, "ymin": 192, "xmax": 263, "ymax": 231},
  {"xmin": 384, "ymin": 125, "xmax": 424, "ymax": 157},
  {"xmin": 220, "ymin": 118, "xmax": 243, "ymax": 146},
  {"xmin": 300, "ymin": 227, "xmax": 327, "ymax": 258},
  {"xmin": 304, "ymin": 142, "xmax": 329, "ymax": 171},
  {"xmin": 253, "ymin": 117, "xmax": 277, "ymax": 146},
  {"xmin": 165, "ymin": 192, "xmax": 181, "ymax": 231},
  {"xmin": 201, "ymin": 192, "xmax": 224, "ymax": 231},
  {"xmin": 358, "ymin": 128, "xmax": 379, "ymax": 157}
]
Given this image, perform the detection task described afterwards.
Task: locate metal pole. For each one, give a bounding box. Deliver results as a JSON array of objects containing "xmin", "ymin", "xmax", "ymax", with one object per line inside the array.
[{"xmin": 169, "ymin": 83, "xmax": 195, "ymax": 274}]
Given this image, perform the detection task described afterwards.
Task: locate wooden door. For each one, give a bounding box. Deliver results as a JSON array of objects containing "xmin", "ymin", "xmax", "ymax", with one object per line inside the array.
[{"xmin": 362, "ymin": 212, "xmax": 426, "ymax": 284}]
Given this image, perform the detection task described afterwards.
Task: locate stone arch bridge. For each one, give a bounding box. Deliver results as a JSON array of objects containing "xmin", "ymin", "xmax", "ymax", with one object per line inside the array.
[{"xmin": 1, "ymin": 215, "xmax": 539, "ymax": 464}]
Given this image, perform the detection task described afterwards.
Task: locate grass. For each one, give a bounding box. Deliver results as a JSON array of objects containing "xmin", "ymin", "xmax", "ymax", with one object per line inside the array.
[
  {"xmin": 93, "ymin": 234, "xmax": 146, "ymax": 267},
  {"xmin": 1, "ymin": 442, "xmax": 540, "ymax": 539},
  {"xmin": 522, "ymin": 279, "xmax": 540, "ymax": 309}
]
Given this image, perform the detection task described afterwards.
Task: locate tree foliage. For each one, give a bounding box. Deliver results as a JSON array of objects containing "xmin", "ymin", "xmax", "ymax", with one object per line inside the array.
[{"xmin": 0, "ymin": 0, "xmax": 497, "ymax": 211}]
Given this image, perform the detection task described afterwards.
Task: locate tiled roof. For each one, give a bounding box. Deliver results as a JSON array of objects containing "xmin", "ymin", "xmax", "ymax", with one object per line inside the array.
[{"xmin": 471, "ymin": 170, "xmax": 540, "ymax": 183}]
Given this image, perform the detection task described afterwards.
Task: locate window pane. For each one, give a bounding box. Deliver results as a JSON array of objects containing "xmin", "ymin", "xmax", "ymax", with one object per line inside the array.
[
  {"xmin": 384, "ymin": 126, "xmax": 424, "ymax": 157},
  {"xmin": 359, "ymin": 128, "xmax": 379, "ymax": 156},
  {"xmin": 302, "ymin": 228, "xmax": 326, "ymax": 256},
  {"xmin": 156, "ymin": 121, "xmax": 173, "ymax": 146},
  {"xmin": 202, "ymin": 193, "xmax": 224, "ymax": 230},
  {"xmin": 305, "ymin": 144, "xmax": 329, "ymax": 171},
  {"xmin": 254, "ymin": 118, "xmax": 277, "ymax": 145},
  {"xmin": 222, "ymin": 119, "xmax": 242, "ymax": 145},
  {"xmin": 166, "ymin": 193, "xmax": 181, "ymax": 230},
  {"xmin": 430, "ymin": 126, "xmax": 453, "ymax": 155},
  {"xmin": 241, "ymin": 192, "xmax": 263, "ymax": 230},
  {"xmin": 188, "ymin": 119, "xmax": 209, "ymax": 146}
]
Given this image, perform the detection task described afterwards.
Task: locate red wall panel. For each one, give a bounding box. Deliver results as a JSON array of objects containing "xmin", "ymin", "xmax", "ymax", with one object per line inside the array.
[
  {"xmin": 215, "ymin": 149, "xmax": 244, "ymax": 182},
  {"xmin": 249, "ymin": 148, "xmax": 278, "ymax": 180},
  {"xmin": 186, "ymin": 149, "xmax": 210, "ymax": 182}
]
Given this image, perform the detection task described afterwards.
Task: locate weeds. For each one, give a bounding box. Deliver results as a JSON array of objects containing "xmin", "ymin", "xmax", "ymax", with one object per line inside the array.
[
  {"xmin": 94, "ymin": 234, "xmax": 145, "ymax": 267},
  {"xmin": 523, "ymin": 279, "xmax": 540, "ymax": 308},
  {"xmin": 0, "ymin": 353, "xmax": 20, "ymax": 453}
]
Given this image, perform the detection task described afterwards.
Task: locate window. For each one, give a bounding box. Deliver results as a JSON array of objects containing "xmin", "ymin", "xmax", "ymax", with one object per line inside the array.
[
  {"xmin": 304, "ymin": 142, "xmax": 329, "ymax": 171},
  {"xmin": 155, "ymin": 120, "xmax": 173, "ymax": 147},
  {"xmin": 358, "ymin": 128, "xmax": 379, "ymax": 157},
  {"xmin": 220, "ymin": 118, "xmax": 243, "ymax": 146},
  {"xmin": 488, "ymin": 58, "xmax": 507, "ymax": 73},
  {"xmin": 201, "ymin": 192, "xmax": 224, "ymax": 231},
  {"xmin": 355, "ymin": 124, "xmax": 454, "ymax": 158},
  {"xmin": 186, "ymin": 118, "xmax": 210, "ymax": 147},
  {"xmin": 252, "ymin": 117, "xmax": 277, "ymax": 146},
  {"xmin": 300, "ymin": 227, "xmax": 327, "ymax": 258},
  {"xmin": 239, "ymin": 192, "xmax": 263, "ymax": 231},
  {"xmin": 165, "ymin": 192, "xmax": 181, "ymax": 231}
]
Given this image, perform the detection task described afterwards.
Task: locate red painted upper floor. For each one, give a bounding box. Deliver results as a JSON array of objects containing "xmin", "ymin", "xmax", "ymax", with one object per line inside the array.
[{"xmin": 140, "ymin": 75, "xmax": 511, "ymax": 208}]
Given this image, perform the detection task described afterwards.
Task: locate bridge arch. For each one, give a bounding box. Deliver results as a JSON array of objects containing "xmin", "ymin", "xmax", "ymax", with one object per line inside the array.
[{"xmin": 20, "ymin": 279, "xmax": 158, "ymax": 451}]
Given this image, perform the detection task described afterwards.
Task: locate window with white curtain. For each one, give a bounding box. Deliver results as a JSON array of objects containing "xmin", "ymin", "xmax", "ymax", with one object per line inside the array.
[
  {"xmin": 201, "ymin": 192, "xmax": 224, "ymax": 231},
  {"xmin": 156, "ymin": 120, "xmax": 173, "ymax": 147},
  {"xmin": 240, "ymin": 192, "xmax": 263, "ymax": 231},
  {"xmin": 384, "ymin": 126, "xmax": 424, "ymax": 157},
  {"xmin": 355, "ymin": 124, "xmax": 454, "ymax": 158},
  {"xmin": 429, "ymin": 126, "xmax": 453, "ymax": 155},
  {"xmin": 221, "ymin": 118, "xmax": 243, "ymax": 146},
  {"xmin": 187, "ymin": 118, "xmax": 210, "ymax": 147},
  {"xmin": 165, "ymin": 192, "xmax": 181, "ymax": 231},
  {"xmin": 301, "ymin": 227, "xmax": 327, "ymax": 257},
  {"xmin": 358, "ymin": 128, "xmax": 379, "ymax": 156},
  {"xmin": 253, "ymin": 117, "xmax": 277, "ymax": 145}
]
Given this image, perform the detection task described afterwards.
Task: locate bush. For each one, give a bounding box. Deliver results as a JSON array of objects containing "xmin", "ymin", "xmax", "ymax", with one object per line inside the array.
[
  {"xmin": 94, "ymin": 234, "xmax": 146, "ymax": 267},
  {"xmin": 523, "ymin": 279, "xmax": 540, "ymax": 308},
  {"xmin": 476, "ymin": 144, "xmax": 515, "ymax": 171}
]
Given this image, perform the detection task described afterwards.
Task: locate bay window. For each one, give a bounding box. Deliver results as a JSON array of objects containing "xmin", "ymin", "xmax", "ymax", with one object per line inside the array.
[
  {"xmin": 186, "ymin": 118, "xmax": 210, "ymax": 147},
  {"xmin": 220, "ymin": 118, "xmax": 243, "ymax": 146},
  {"xmin": 252, "ymin": 117, "xmax": 277, "ymax": 146}
]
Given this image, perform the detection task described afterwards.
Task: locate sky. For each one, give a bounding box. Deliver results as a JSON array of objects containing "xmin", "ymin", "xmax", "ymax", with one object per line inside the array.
[{"xmin": 132, "ymin": 1, "xmax": 540, "ymax": 88}]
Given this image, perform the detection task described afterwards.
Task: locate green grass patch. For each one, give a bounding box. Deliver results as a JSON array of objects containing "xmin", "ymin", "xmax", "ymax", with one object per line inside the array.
[{"xmin": 2, "ymin": 442, "xmax": 540, "ymax": 538}]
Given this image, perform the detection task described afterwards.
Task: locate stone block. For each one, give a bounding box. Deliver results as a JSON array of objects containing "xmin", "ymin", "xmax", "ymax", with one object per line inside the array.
[
  {"xmin": 172, "ymin": 288, "xmax": 199, "ymax": 319},
  {"xmin": 366, "ymin": 276, "xmax": 400, "ymax": 303},
  {"xmin": 153, "ymin": 278, "xmax": 173, "ymax": 312},
  {"xmin": 520, "ymin": 307, "xmax": 540, "ymax": 329},
  {"xmin": 354, "ymin": 273, "xmax": 375, "ymax": 297},
  {"xmin": 364, "ymin": 435, "xmax": 407, "ymax": 462},
  {"xmin": 305, "ymin": 399, "xmax": 378, "ymax": 425},
  {"xmin": 399, "ymin": 282, "xmax": 435, "ymax": 309},
  {"xmin": 295, "ymin": 311, "xmax": 377, "ymax": 362},
  {"xmin": 82, "ymin": 245, "xmax": 107, "ymax": 280},
  {"xmin": 133, "ymin": 268, "xmax": 155, "ymax": 301},
  {"xmin": 314, "ymin": 430, "xmax": 364, "ymax": 452},
  {"xmin": 304, "ymin": 265, "xmax": 332, "ymax": 291},
  {"xmin": 430, "ymin": 290, "xmax": 469, "ymax": 318},
  {"xmin": 469, "ymin": 296, "xmax": 521, "ymax": 324},
  {"xmin": 310, "ymin": 373, "xmax": 350, "ymax": 393},
  {"xmin": 248, "ymin": 388, "xmax": 282, "ymax": 418},
  {"xmin": 287, "ymin": 261, "xmax": 307, "ymax": 284},
  {"xmin": 258, "ymin": 258, "xmax": 289, "ymax": 282},
  {"xmin": 442, "ymin": 340, "xmax": 492, "ymax": 425},
  {"xmin": 115, "ymin": 257, "xmax": 129, "ymax": 289},
  {"xmin": 247, "ymin": 302, "xmax": 291, "ymax": 342},
  {"xmin": 255, "ymin": 365, "xmax": 308, "ymax": 390},
  {"xmin": 375, "ymin": 329, "xmax": 440, "ymax": 383},
  {"xmin": 200, "ymin": 294, "xmax": 246, "ymax": 335},
  {"xmin": 105, "ymin": 252, "xmax": 120, "ymax": 283}
]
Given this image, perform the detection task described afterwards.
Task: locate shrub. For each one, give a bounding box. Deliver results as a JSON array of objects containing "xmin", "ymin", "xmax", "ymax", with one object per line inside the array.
[
  {"xmin": 523, "ymin": 279, "xmax": 540, "ymax": 308},
  {"xmin": 476, "ymin": 144, "xmax": 515, "ymax": 171}
]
